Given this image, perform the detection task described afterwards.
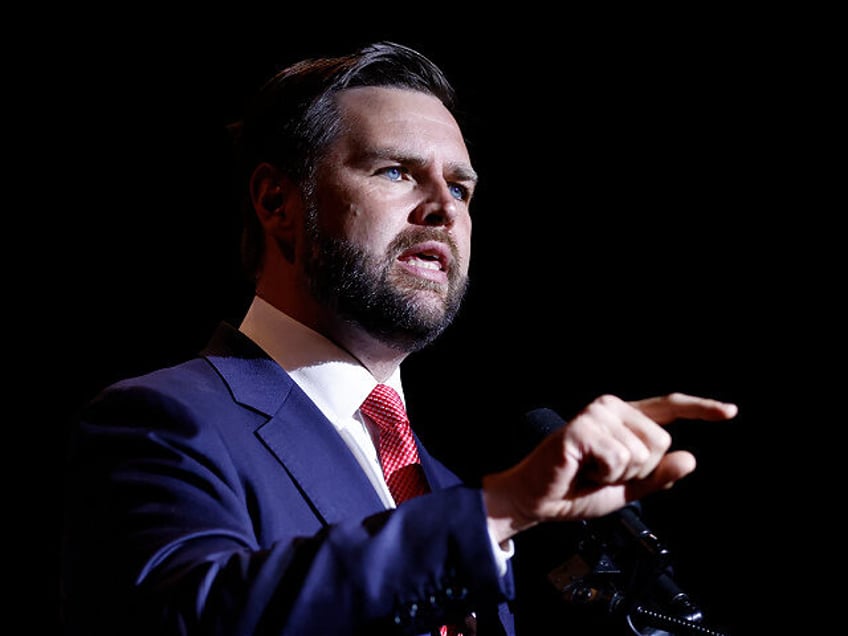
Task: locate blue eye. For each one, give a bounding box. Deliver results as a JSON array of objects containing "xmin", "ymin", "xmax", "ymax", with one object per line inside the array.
[
  {"xmin": 382, "ymin": 166, "xmax": 404, "ymax": 181},
  {"xmin": 449, "ymin": 183, "xmax": 468, "ymax": 201}
]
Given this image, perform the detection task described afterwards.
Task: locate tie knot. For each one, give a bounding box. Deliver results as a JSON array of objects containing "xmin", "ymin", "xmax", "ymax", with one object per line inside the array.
[{"xmin": 360, "ymin": 384, "xmax": 407, "ymax": 432}]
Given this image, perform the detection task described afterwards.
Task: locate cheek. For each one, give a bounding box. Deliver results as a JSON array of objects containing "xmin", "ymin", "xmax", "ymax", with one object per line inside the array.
[
  {"xmin": 315, "ymin": 197, "xmax": 379, "ymax": 247},
  {"xmin": 315, "ymin": 179, "xmax": 394, "ymax": 242},
  {"xmin": 320, "ymin": 202, "xmax": 357, "ymax": 237},
  {"xmin": 342, "ymin": 207, "xmax": 400, "ymax": 250},
  {"xmin": 312, "ymin": 170, "xmax": 360, "ymax": 233}
]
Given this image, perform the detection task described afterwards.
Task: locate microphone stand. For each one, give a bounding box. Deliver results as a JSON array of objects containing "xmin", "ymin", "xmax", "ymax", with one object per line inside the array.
[{"xmin": 546, "ymin": 505, "xmax": 730, "ymax": 636}]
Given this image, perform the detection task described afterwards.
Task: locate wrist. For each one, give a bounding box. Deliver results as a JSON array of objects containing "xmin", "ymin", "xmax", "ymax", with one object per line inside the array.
[{"xmin": 481, "ymin": 472, "xmax": 538, "ymax": 545}]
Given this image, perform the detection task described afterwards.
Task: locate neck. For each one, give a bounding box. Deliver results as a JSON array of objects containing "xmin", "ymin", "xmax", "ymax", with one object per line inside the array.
[
  {"xmin": 254, "ymin": 287, "xmax": 409, "ymax": 383},
  {"xmin": 333, "ymin": 328, "xmax": 409, "ymax": 383}
]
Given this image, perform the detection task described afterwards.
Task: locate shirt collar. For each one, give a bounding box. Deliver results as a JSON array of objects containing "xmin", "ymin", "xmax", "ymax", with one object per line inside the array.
[{"xmin": 238, "ymin": 295, "xmax": 404, "ymax": 423}]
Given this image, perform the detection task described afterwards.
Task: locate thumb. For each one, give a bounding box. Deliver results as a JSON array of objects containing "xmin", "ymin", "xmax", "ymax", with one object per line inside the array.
[{"xmin": 626, "ymin": 450, "xmax": 697, "ymax": 500}]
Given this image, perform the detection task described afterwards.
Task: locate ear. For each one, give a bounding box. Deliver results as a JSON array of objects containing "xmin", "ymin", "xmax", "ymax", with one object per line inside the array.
[
  {"xmin": 248, "ymin": 162, "xmax": 301, "ymax": 264},
  {"xmin": 249, "ymin": 162, "xmax": 298, "ymax": 229}
]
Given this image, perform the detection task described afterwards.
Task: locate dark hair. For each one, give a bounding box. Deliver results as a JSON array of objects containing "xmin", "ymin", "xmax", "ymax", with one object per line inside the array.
[{"xmin": 231, "ymin": 41, "xmax": 460, "ymax": 282}]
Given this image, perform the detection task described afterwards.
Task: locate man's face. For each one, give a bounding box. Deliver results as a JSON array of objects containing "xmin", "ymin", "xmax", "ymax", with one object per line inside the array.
[{"xmin": 302, "ymin": 86, "xmax": 476, "ymax": 351}]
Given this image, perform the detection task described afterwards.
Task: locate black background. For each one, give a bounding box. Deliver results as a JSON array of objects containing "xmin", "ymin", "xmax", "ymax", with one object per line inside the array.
[{"xmin": 44, "ymin": 10, "xmax": 838, "ymax": 635}]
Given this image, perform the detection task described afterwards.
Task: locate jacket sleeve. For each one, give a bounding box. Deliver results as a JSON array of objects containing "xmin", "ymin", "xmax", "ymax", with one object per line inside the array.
[{"xmin": 62, "ymin": 374, "xmax": 515, "ymax": 636}]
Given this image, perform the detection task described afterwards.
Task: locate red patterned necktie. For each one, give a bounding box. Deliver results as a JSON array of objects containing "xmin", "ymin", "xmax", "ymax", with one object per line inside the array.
[
  {"xmin": 360, "ymin": 385, "xmax": 463, "ymax": 636},
  {"xmin": 360, "ymin": 383, "xmax": 430, "ymax": 503}
]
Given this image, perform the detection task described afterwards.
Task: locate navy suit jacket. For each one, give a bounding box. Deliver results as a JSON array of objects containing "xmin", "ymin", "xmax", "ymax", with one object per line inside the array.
[{"xmin": 63, "ymin": 323, "xmax": 516, "ymax": 635}]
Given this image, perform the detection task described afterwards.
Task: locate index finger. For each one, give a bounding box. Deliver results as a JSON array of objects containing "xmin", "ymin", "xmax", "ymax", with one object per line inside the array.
[{"xmin": 629, "ymin": 392, "xmax": 738, "ymax": 425}]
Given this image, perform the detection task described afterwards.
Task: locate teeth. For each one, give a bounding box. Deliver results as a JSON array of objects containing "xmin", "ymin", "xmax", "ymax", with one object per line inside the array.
[{"xmin": 409, "ymin": 255, "xmax": 441, "ymax": 270}]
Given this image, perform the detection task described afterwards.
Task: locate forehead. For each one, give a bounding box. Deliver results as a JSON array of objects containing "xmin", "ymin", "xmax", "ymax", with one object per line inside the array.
[{"xmin": 334, "ymin": 86, "xmax": 470, "ymax": 160}]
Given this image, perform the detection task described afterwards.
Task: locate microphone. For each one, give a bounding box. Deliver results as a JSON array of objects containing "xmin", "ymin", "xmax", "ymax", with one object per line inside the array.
[
  {"xmin": 591, "ymin": 501, "xmax": 671, "ymax": 568},
  {"xmin": 516, "ymin": 408, "xmax": 706, "ymax": 626},
  {"xmin": 513, "ymin": 407, "xmax": 671, "ymax": 561},
  {"xmin": 511, "ymin": 407, "xmax": 566, "ymax": 461}
]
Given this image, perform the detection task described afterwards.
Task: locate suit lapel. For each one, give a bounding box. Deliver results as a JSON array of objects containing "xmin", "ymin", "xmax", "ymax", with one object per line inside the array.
[
  {"xmin": 203, "ymin": 323, "xmax": 385, "ymax": 524},
  {"xmin": 256, "ymin": 387, "xmax": 386, "ymax": 523}
]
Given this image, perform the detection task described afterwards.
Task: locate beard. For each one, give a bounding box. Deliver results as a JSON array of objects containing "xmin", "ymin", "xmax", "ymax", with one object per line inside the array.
[{"xmin": 302, "ymin": 220, "xmax": 469, "ymax": 353}]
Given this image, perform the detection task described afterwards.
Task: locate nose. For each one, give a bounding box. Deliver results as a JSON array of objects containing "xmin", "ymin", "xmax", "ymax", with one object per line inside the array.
[{"xmin": 410, "ymin": 178, "xmax": 459, "ymax": 227}]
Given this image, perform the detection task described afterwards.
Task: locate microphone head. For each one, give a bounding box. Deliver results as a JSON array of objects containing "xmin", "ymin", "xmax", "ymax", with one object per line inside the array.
[
  {"xmin": 511, "ymin": 408, "xmax": 566, "ymax": 461},
  {"xmin": 486, "ymin": 407, "xmax": 567, "ymax": 472},
  {"xmin": 524, "ymin": 408, "xmax": 566, "ymax": 439}
]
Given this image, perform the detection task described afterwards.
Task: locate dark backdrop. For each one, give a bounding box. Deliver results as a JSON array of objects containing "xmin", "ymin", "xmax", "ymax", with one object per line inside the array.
[{"xmin": 48, "ymin": 14, "xmax": 835, "ymax": 635}]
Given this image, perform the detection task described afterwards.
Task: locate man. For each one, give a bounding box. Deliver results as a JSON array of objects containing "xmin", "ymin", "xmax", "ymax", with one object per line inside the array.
[{"xmin": 62, "ymin": 41, "xmax": 737, "ymax": 635}]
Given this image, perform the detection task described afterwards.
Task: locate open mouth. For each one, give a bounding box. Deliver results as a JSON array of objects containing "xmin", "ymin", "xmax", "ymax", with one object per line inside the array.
[{"xmin": 397, "ymin": 240, "xmax": 451, "ymax": 281}]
